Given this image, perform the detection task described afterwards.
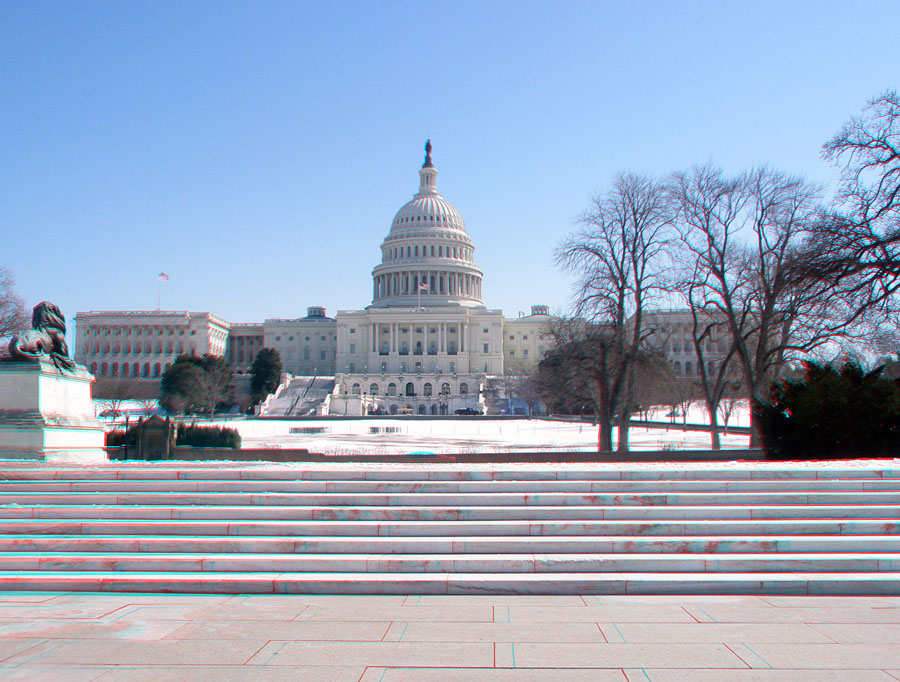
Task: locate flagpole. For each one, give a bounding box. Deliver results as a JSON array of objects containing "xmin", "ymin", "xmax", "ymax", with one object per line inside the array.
[{"xmin": 157, "ymin": 280, "xmax": 161, "ymax": 311}]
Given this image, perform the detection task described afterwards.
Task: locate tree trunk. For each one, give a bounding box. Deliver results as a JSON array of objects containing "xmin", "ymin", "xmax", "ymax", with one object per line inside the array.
[
  {"xmin": 616, "ymin": 410, "xmax": 630, "ymax": 452},
  {"xmin": 706, "ymin": 401, "xmax": 721, "ymax": 450},
  {"xmin": 748, "ymin": 393, "xmax": 764, "ymax": 449},
  {"xmin": 597, "ymin": 404, "xmax": 614, "ymax": 452}
]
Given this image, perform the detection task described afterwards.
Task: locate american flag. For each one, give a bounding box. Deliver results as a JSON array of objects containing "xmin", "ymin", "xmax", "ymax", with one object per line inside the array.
[
  {"xmin": 158, "ymin": 272, "xmax": 170, "ymax": 281},
  {"xmin": 418, "ymin": 282, "xmax": 428, "ymax": 291}
]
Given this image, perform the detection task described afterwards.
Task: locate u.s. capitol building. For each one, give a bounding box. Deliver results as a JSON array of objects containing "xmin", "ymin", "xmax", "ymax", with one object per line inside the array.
[{"xmin": 74, "ymin": 143, "xmax": 553, "ymax": 415}]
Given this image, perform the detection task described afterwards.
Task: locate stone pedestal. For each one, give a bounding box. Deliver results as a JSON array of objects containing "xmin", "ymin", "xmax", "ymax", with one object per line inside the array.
[{"xmin": 0, "ymin": 360, "xmax": 107, "ymax": 463}]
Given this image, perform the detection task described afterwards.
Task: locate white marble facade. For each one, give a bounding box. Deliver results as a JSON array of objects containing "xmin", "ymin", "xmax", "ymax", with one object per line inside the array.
[{"xmin": 73, "ymin": 311, "xmax": 230, "ymax": 380}]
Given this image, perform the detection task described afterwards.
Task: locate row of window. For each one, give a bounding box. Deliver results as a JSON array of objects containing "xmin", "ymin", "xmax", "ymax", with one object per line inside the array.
[
  {"xmin": 345, "ymin": 361, "xmax": 491, "ymax": 374},
  {"xmin": 674, "ymin": 360, "xmax": 734, "ymax": 376},
  {"xmin": 394, "ymin": 214, "xmax": 460, "ymax": 227},
  {"xmin": 89, "ymin": 362, "xmax": 170, "ymax": 378},
  {"xmin": 85, "ymin": 343, "xmax": 194, "ymax": 356},
  {"xmin": 85, "ymin": 328, "xmax": 197, "ymax": 337},
  {"xmin": 274, "ymin": 334, "xmax": 332, "ymax": 342},
  {"xmin": 286, "ymin": 348, "xmax": 329, "ymax": 361},
  {"xmin": 347, "ymin": 381, "xmax": 469, "ymax": 397},
  {"xmin": 386, "ymin": 244, "xmax": 472, "ymax": 261}
]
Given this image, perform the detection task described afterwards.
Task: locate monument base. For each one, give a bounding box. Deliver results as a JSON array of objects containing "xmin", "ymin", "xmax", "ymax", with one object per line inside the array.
[{"xmin": 0, "ymin": 360, "xmax": 107, "ymax": 463}]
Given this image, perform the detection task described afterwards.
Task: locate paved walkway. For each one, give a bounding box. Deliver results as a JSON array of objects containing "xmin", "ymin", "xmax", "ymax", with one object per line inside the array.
[{"xmin": 1, "ymin": 592, "xmax": 900, "ymax": 680}]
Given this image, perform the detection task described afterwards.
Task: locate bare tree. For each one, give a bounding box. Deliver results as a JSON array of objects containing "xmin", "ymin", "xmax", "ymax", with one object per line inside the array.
[
  {"xmin": 93, "ymin": 378, "xmax": 140, "ymax": 418},
  {"xmin": 137, "ymin": 398, "xmax": 157, "ymax": 416},
  {"xmin": 685, "ymin": 292, "xmax": 743, "ymax": 449},
  {"xmin": 502, "ymin": 361, "xmax": 544, "ymax": 416},
  {"xmin": 0, "ymin": 266, "xmax": 28, "ymax": 344},
  {"xmin": 672, "ymin": 164, "xmax": 853, "ymax": 446},
  {"xmin": 534, "ymin": 330, "xmax": 595, "ymax": 417},
  {"xmin": 718, "ymin": 396, "xmax": 742, "ymax": 435},
  {"xmin": 803, "ymin": 91, "xmax": 900, "ymax": 327},
  {"xmin": 195, "ymin": 355, "xmax": 234, "ymax": 415},
  {"xmin": 556, "ymin": 173, "xmax": 673, "ymax": 451}
]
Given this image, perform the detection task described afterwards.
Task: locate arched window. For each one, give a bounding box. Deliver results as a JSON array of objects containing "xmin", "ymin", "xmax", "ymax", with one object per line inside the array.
[
  {"xmin": 415, "ymin": 341, "xmax": 422, "ymax": 355},
  {"xmin": 387, "ymin": 382, "xmax": 397, "ymax": 396},
  {"xmin": 685, "ymin": 361, "xmax": 692, "ymax": 376},
  {"xmin": 429, "ymin": 342, "xmax": 437, "ymax": 355},
  {"xmin": 431, "ymin": 404, "xmax": 438, "ymax": 415},
  {"xmin": 142, "ymin": 363, "xmax": 150, "ymax": 378},
  {"xmin": 423, "ymin": 382, "xmax": 433, "ymax": 397},
  {"xmin": 111, "ymin": 363, "xmax": 118, "ymax": 377},
  {"xmin": 100, "ymin": 363, "xmax": 108, "ymax": 376},
  {"xmin": 418, "ymin": 405, "xmax": 426, "ymax": 415},
  {"xmin": 369, "ymin": 383, "xmax": 379, "ymax": 395},
  {"xmin": 674, "ymin": 361, "xmax": 682, "ymax": 376},
  {"xmin": 153, "ymin": 363, "xmax": 161, "ymax": 378},
  {"xmin": 351, "ymin": 383, "xmax": 361, "ymax": 395},
  {"xmin": 133, "ymin": 363, "xmax": 139, "ymax": 377},
  {"xmin": 90, "ymin": 363, "xmax": 98, "ymax": 375},
  {"xmin": 400, "ymin": 341, "xmax": 409, "ymax": 355},
  {"xmin": 389, "ymin": 404, "xmax": 398, "ymax": 415},
  {"xmin": 448, "ymin": 341, "xmax": 457, "ymax": 355},
  {"xmin": 441, "ymin": 382, "xmax": 450, "ymax": 396},
  {"xmin": 460, "ymin": 382, "xmax": 469, "ymax": 395},
  {"xmin": 405, "ymin": 382, "xmax": 415, "ymax": 396},
  {"xmin": 380, "ymin": 341, "xmax": 388, "ymax": 354}
]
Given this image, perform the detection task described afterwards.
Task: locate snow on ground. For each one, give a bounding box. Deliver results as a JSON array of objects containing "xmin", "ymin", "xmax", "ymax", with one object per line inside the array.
[
  {"xmin": 172, "ymin": 416, "xmax": 749, "ymax": 456},
  {"xmin": 95, "ymin": 401, "xmax": 755, "ymax": 456}
]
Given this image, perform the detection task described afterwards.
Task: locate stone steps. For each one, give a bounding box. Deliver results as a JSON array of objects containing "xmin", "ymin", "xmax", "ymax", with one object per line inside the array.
[
  {"xmin": 3, "ymin": 518, "xmax": 898, "ymax": 536},
  {"xmin": 2, "ymin": 571, "xmax": 899, "ymax": 595},
  {"xmin": 4, "ymin": 491, "xmax": 898, "ymax": 505},
  {"xmin": 4, "ymin": 533, "xmax": 898, "ymax": 553},
  {"xmin": 3, "ymin": 465, "xmax": 898, "ymax": 480},
  {"xmin": 2, "ymin": 503, "xmax": 898, "ymax": 520},
  {"xmin": 0, "ymin": 462, "xmax": 898, "ymax": 594},
  {"xmin": 1, "ymin": 551, "xmax": 898, "ymax": 572},
  {"xmin": 4, "ymin": 478, "xmax": 899, "ymax": 492}
]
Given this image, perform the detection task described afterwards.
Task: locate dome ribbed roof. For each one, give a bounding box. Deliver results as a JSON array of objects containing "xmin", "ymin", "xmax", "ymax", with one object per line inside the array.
[
  {"xmin": 390, "ymin": 195, "xmax": 466, "ymax": 232},
  {"xmin": 387, "ymin": 142, "xmax": 468, "ymax": 236}
]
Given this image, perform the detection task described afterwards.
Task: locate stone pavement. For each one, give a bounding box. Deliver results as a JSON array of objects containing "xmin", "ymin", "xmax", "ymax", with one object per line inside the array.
[{"xmin": 2, "ymin": 592, "xmax": 900, "ymax": 680}]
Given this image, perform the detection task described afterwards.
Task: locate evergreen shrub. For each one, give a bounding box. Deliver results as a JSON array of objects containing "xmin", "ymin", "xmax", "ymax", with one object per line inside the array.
[
  {"xmin": 757, "ymin": 360, "xmax": 900, "ymax": 459},
  {"xmin": 176, "ymin": 424, "xmax": 241, "ymax": 449}
]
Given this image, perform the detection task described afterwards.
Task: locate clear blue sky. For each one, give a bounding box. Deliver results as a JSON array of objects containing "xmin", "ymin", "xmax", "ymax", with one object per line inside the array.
[{"xmin": 2, "ymin": 1, "xmax": 898, "ymax": 326}]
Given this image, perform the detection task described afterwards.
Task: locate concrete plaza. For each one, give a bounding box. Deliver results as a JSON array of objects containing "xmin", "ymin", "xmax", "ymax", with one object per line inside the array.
[{"xmin": 2, "ymin": 591, "xmax": 900, "ymax": 680}]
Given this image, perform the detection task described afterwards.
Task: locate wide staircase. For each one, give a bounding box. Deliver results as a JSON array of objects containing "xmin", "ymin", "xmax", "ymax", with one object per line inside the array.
[
  {"xmin": 0, "ymin": 461, "xmax": 898, "ymax": 594},
  {"xmin": 261, "ymin": 377, "xmax": 334, "ymax": 416}
]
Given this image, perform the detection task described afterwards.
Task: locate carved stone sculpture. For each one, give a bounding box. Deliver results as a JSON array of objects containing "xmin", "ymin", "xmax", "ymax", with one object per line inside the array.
[{"xmin": 7, "ymin": 301, "xmax": 77, "ymax": 372}]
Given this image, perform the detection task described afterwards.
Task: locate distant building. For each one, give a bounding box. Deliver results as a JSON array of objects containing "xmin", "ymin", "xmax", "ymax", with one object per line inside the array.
[
  {"xmin": 73, "ymin": 310, "xmax": 229, "ymax": 379},
  {"xmin": 638, "ymin": 309, "xmax": 739, "ymax": 379}
]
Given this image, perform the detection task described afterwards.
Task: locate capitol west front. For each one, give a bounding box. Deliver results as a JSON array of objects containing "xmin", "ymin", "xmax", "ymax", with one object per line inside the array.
[{"xmin": 74, "ymin": 144, "xmax": 553, "ymax": 415}]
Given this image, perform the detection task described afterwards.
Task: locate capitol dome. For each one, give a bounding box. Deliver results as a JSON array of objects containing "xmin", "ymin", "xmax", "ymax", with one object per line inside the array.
[{"xmin": 370, "ymin": 141, "xmax": 484, "ymax": 309}]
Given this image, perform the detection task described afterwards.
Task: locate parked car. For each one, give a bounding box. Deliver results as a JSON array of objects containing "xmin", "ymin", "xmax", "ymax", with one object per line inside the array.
[{"xmin": 455, "ymin": 407, "xmax": 482, "ymax": 415}]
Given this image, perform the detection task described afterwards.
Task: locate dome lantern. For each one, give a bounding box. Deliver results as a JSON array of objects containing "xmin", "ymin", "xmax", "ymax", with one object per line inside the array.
[{"xmin": 370, "ymin": 143, "xmax": 485, "ymax": 309}]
